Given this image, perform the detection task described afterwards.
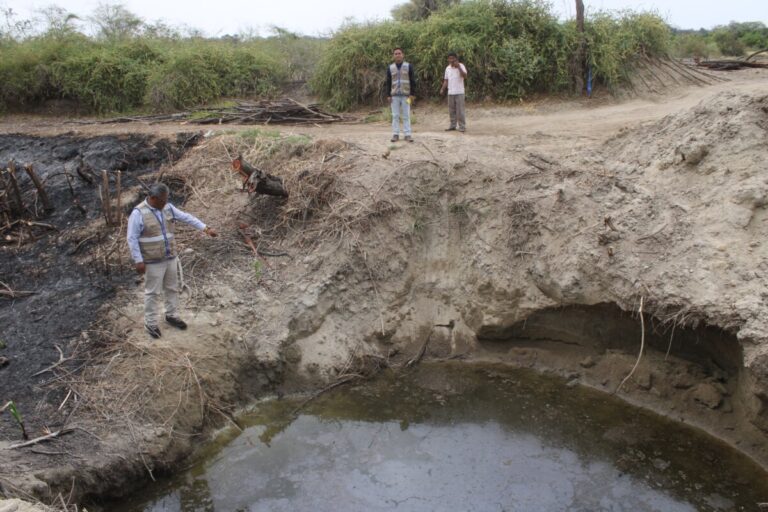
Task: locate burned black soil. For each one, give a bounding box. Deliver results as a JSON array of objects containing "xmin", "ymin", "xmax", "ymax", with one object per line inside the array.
[{"xmin": 0, "ymin": 132, "xmax": 200, "ymax": 442}]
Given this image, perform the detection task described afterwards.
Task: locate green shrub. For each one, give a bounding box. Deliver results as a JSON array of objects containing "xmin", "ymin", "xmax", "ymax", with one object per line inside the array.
[
  {"xmin": 713, "ymin": 29, "xmax": 746, "ymax": 56},
  {"xmin": 585, "ymin": 11, "xmax": 671, "ymax": 91},
  {"xmin": 0, "ymin": 33, "xmax": 92, "ymax": 109},
  {"xmin": 51, "ymin": 47, "xmax": 150, "ymax": 112},
  {"xmin": 145, "ymin": 45, "xmax": 284, "ymax": 110}
]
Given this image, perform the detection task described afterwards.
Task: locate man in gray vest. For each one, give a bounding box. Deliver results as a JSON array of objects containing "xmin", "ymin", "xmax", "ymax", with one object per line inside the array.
[
  {"xmin": 127, "ymin": 183, "xmax": 217, "ymax": 339},
  {"xmin": 386, "ymin": 47, "xmax": 416, "ymax": 143}
]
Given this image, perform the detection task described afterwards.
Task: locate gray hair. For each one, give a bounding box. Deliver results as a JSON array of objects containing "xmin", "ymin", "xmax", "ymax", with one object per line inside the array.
[{"xmin": 148, "ymin": 182, "xmax": 170, "ymax": 198}]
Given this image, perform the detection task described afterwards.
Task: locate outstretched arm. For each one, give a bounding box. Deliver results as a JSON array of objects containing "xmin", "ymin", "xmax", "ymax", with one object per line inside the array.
[{"xmin": 168, "ymin": 204, "xmax": 217, "ymax": 236}]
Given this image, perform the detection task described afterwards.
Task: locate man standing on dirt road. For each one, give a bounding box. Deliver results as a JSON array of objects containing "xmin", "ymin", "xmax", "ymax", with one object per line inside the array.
[
  {"xmin": 127, "ymin": 183, "xmax": 217, "ymax": 339},
  {"xmin": 440, "ymin": 52, "xmax": 468, "ymax": 132},
  {"xmin": 387, "ymin": 47, "xmax": 416, "ymax": 143}
]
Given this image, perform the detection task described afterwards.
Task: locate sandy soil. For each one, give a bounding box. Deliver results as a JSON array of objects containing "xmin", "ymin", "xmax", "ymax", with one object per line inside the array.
[{"xmin": 1, "ymin": 66, "xmax": 768, "ymax": 508}]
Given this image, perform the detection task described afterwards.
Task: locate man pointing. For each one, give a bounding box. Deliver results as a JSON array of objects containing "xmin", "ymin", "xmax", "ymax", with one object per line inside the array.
[{"xmin": 127, "ymin": 183, "xmax": 217, "ymax": 339}]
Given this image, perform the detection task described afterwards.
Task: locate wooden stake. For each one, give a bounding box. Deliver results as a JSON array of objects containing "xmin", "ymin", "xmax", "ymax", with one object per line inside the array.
[
  {"xmin": 6, "ymin": 161, "xmax": 24, "ymax": 216},
  {"xmin": 115, "ymin": 170, "xmax": 122, "ymax": 225},
  {"xmin": 23, "ymin": 164, "xmax": 54, "ymax": 214},
  {"xmin": 100, "ymin": 170, "xmax": 113, "ymax": 226}
]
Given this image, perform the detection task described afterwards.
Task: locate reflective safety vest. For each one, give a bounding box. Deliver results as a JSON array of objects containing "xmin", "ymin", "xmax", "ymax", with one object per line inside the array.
[
  {"xmin": 135, "ymin": 200, "xmax": 176, "ymax": 263},
  {"xmin": 390, "ymin": 62, "xmax": 411, "ymax": 96}
]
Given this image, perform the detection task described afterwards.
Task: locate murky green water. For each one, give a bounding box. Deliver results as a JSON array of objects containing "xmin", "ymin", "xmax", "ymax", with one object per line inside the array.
[{"xmin": 113, "ymin": 363, "xmax": 768, "ymax": 512}]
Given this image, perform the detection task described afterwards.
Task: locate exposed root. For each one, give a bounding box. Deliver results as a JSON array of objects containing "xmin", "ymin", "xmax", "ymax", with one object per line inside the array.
[{"xmin": 616, "ymin": 296, "xmax": 646, "ymax": 393}]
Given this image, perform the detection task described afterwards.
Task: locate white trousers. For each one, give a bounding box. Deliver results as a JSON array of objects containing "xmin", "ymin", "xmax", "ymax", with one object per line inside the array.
[{"xmin": 144, "ymin": 257, "xmax": 179, "ymax": 326}]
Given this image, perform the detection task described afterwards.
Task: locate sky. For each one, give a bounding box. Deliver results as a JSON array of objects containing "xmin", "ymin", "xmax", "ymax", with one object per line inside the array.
[{"xmin": 2, "ymin": 0, "xmax": 766, "ymax": 37}]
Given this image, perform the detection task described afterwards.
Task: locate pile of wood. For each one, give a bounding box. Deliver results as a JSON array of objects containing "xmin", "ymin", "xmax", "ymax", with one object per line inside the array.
[{"xmin": 79, "ymin": 99, "xmax": 349, "ymax": 126}]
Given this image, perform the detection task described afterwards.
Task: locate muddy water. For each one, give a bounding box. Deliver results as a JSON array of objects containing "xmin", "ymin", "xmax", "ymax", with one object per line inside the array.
[{"xmin": 114, "ymin": 363, "xmax": 768, "ymax": 512}]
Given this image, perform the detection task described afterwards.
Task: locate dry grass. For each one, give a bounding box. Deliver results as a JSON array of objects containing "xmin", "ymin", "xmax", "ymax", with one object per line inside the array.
[{"xmin": 162, "ymin": 133, "xmax": 400, "ymax": 254}]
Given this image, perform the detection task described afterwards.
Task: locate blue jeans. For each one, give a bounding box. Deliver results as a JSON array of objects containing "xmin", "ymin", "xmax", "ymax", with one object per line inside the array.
[{"xmin": 391, "ymin": 96, "xmax": 411, "ymax": 136}]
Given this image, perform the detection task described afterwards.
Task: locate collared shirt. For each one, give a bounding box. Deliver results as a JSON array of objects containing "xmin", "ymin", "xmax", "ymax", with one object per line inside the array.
[
  {"xmin": 126, "ymin": 203, "xmax": 206, "ymax": 263},
  {"xmin": 444, "ymin": 63, "xmax": 467, "ymax": 95}
]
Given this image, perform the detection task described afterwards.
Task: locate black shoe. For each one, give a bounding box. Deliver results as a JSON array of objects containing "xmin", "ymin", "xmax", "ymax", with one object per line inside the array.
[
  {"xmin": 445, "ymin": 127, "xmax": 457, "ymax": 131},
  {"xmin": 165, "ymin": 315, "xmax": 188, "ymax": 330},
  {"xmin": 405, "ymin": 135, "xmax": 414, "ymax": 143},
  {"xmin": 459, "ymin": 127, "xmax": 466, "ymax": 132},
  {"xmin": 145, "ymin": 324, "xmax": 162, "ymax": 339},
  {"xmin": 390, "ymin": 135, "xmax": 399, "ymax": 142}
]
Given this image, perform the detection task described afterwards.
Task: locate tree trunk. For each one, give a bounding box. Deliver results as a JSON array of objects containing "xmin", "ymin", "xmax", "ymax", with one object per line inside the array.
[{"xmin": 233, "ymin": 156, "xmax": 289, "ymax": 198}]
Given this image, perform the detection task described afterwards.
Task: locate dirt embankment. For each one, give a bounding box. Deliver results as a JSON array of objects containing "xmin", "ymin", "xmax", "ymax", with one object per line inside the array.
[{"xmin": 2, "ymin": 69, "xmax": 768, "ymax": 508}]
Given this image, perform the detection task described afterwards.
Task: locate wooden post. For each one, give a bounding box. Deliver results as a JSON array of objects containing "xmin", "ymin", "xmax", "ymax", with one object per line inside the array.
[
  {"xmin": 6, "ymin": 161, "xmax": 24, "ymax": 216},
  {"xmin": 100, "ymin": 170, "xmax": 113, "ymax": 226},
  {"xmin": 23, "ymin": 164, "xmax": 54, "ymax": 214},
  {"xmin": 115, "ymin": 170, "xmax": 122, "ymax": 225},
  {"xmin": 0, "ymin": 172, "xmax": 8, "ymax": 218}
]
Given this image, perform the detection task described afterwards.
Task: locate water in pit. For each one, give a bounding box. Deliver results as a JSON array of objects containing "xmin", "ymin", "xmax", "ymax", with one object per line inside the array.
[{"xmin": 113, "ymin": 363, "xmax": 768, "ymax": 512}]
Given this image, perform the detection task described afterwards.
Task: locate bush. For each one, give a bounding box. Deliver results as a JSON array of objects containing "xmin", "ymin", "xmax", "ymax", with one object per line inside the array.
[
  {"xmin": 713, "ymin": 29, "xmax": 746, "ymax": 56},
  {"xmin": 585, "ymin": 11, "xmax": 671, "ymax": 91},
  {"xmin": 0, "ymin": 33, "xmax": 92, "ymax": 109},
  {"xmin": 145, "ymin": 45, "xmax": 284, "ymax": 110},
  {"xmin": 0, "ymin": 33, "xmax": 289, "ymax": 113},
  {"xmin": 51, "ymin": 47, "xmax": 150, "ymax": 112}
]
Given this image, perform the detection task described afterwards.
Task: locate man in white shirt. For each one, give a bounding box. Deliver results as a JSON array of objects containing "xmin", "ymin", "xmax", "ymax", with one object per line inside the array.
[{"xmin": 440, "ymin": 52, "xmax": 468, "ymax": 132}]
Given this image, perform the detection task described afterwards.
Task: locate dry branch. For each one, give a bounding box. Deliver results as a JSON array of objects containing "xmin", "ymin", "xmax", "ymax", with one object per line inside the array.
[{"xmin": 7, "ymin": 429, "xmax": 73, "ymax": 449}]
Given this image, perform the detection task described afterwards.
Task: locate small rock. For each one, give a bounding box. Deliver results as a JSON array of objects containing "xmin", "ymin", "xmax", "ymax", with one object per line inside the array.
[
  {"xmin": 580, "ymin": 356, "xmax": 597, "ymax": 368},
  {"xmin": 633, "ymin": 369, "xmax": 653, "ymax": 390},
  {"xmin": 283, "ymin": 345, "xmax": 302, "ymax": 364},
  {"xmin": 672, "ymin": 371, "xmax": 696, "ymax": 389},
  {"xmin": 566, "ymin": 378, "xmax": 579, "ymax": 389},
  {"xmin": 0, "ymin": 356, "xmax": 8, "ymax": 368},
  {"xmin": 691, "ymin": 383, "xmax": 722, "ymax": 409},
  {"xmin": 653, "ymin": 458, "xmax": 671, "ymax": 471}
]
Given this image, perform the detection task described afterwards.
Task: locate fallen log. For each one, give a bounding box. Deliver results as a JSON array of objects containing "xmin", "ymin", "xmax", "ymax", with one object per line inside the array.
[{"xmin": 697, "ymin": 59, "xmax": 768, "ymax": 71}]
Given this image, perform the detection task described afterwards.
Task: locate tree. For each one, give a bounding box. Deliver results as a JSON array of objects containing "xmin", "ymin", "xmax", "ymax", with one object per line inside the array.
[
  {"xmin": 37, "ymin": 6, "xmax": 81, "ymax": 37},
  {"xmin": 391, "ymin": 0, "xmax": 461, "ymax": 22},
  {"xmin": 90, "ymin": 3, "xmax": 143, "ymax": 40},
  {"xmin": 1, "ymin": 7, "xmax": 33, "ymax": 40}
]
